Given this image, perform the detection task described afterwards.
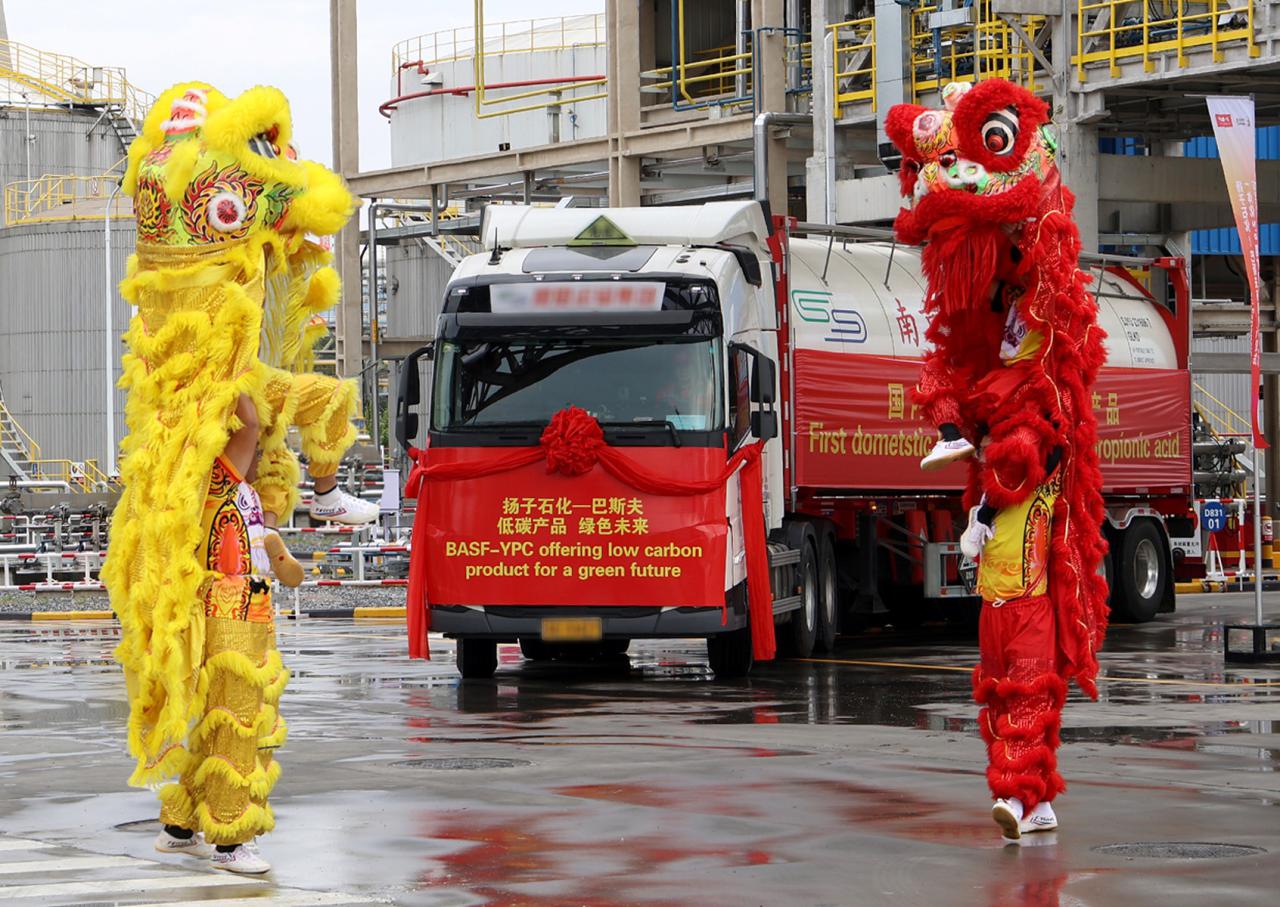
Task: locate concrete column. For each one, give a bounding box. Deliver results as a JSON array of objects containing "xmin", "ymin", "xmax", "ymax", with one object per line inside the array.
[
  {"xmin": 330, "ymin": 0, "xmax": 363, "ymax": 379},
  {"xmin": 874, "ymin": 0, "xmax": 910, "ymax": 153},
  {"xmin": 1050, "ymin": 8, "xmax": 1099, "ymax": 253},
  {"xmin": 754, "ymin": 0, "xmax": 788, "ymax": 214},
  {"xmin": 806, "ymin": 0, "xmax": 834, "ymax": 222},
  {"xmin": 607, "ymin": 0, "xmax": 642, "ymax": 206}
]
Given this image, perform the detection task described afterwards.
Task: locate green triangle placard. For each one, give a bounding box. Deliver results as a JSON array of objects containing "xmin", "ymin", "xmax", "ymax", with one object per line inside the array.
[{"xmin": 567, "ymin": 215, "xmax": 636, "ymax": 247}]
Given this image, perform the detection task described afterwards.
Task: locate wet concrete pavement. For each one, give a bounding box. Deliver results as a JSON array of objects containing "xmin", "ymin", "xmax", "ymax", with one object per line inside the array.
[{"xmin": 0, "ymin": 592, "xmax": 1277, "ymax": 906}]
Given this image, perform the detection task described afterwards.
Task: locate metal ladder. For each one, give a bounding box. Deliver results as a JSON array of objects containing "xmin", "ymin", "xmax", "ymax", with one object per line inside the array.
[{"xmin": 0, "ymin": 392, "xmax": 35, "ymax": 481}]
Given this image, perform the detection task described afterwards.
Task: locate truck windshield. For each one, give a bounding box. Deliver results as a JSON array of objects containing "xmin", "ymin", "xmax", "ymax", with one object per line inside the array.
[{"xmin": 433, "ymin": 338, "xmax": 724, "ymax": 432}]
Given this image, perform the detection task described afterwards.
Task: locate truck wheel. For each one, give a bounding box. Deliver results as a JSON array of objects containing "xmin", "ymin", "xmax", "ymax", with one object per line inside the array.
[
  {"xmin": 1111, "ymin": 521, "xmax": 1166, "ymax": 623},
  {"xmin": 457, "ymin": 638, "xmax": 498, "ymax": 680},
  {"xmin": 519, "ymin": 638, "xmax": 554, "ymax": 661},
  {"xmin": 707, "ymin": 625, "xmax": 753, "ymax": 677},
  {"xmin": 815, "ymin": 532, "xmax": 839, "ymax": 653},
  {"xmin": 781, "ymin": 539, "xmax": 819, "ymax": 658}
]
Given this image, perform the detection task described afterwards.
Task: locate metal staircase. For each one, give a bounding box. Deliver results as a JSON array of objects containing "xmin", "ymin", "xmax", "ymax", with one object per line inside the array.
[
  {"xmin": 0, "ymin": 390, "xmax": 36, "ymax": 481},
  {"xmin": 1192, "ymin": 382, "xmax": 1254, "ymax": 497},
  {"xmin": 103, "ymin": 104, "xmax": 139, "ymax": 157}
]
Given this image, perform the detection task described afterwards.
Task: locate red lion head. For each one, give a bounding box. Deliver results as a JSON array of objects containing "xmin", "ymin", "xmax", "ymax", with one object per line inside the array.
[{"xmin": 885, "ymin": 80, "xmax": 1058, "ymax": 246}]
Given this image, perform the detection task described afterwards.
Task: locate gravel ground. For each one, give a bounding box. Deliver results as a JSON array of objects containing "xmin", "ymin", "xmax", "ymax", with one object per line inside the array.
[{"xmin": 0, "ymin": 584, "xmax": 407, "ymax": 614}]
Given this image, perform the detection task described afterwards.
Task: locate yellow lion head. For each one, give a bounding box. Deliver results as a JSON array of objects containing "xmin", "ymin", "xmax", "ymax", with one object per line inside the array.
[{"xmin": 124, "ymin": 82, "xmax": 353, "ymax": 247}]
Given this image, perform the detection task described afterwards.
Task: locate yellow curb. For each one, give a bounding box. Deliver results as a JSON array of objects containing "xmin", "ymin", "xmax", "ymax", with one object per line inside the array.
[
  {"xmin": 353, "ymin": 606, "xmax": 406, "ymax": 619},
  {"xmin": 1174, "ymin": 581, "xmax": 1205, "ymax": 594},
  {"xmin": 31, "ymin": 610, "xmax": 116, "ymax": 621}
]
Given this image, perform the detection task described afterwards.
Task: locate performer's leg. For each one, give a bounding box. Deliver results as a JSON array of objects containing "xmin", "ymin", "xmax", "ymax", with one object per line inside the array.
[
  {"xmin": 974, "ymin": 597, "xmax": 1066, "ymax": 834},
  {"xmin": 254, "ymin": 370, "xmax": 301, "ymax": 526},
  {"xmin": 292, "ymin": 373, "xmax": 376, "ymax": 524}
]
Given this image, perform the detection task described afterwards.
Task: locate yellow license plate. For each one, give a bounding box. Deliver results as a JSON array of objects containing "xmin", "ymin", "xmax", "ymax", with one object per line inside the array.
[{"xmin": 541, "ymin": 617, "xmax": 603, "ymax": 642}]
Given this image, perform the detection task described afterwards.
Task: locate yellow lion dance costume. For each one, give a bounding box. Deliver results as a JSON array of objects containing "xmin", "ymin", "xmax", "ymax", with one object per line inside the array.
[{"xmin": 104, "ymin": 83, "xmax": 358, "ymax": 865}]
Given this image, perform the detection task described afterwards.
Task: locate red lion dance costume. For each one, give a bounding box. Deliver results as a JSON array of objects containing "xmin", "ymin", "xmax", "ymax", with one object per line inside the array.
[{"xmin": 885, "ymin": 80, "xmax": 1108, "ymax": 839}]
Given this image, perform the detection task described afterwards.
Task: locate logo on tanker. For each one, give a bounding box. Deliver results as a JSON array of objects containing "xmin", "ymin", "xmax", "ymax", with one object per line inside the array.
[{"xmin": 791, "ymin": 288, "xmax": 867, "ymax": 345}]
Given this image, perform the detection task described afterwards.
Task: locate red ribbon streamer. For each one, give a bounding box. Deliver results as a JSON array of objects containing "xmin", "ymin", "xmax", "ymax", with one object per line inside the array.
[{"xmin": 404, "ymin": 406, "xmax": 775, "ymax": 662}]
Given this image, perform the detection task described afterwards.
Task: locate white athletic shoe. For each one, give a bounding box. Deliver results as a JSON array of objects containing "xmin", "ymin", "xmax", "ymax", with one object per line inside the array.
[
  {"xmin": 154, "ymin": 828, "xmax": 213, "ymax": 858},
  {"xmin": 308, "ymin": 487, "xmax": 379, "ymax": 525},
  {"xmin": 210, "ymin": 844, "xmax": 271, "ymax": 874},
  {"xmin": 992, "ymin": 798, "xmax": 1024, "ymax": 840},
  {"xmin": 960, "ymin": 506, "xmax": 996, "ymax": 559},
  {"xmin": 920, "ymin": 437, "xmax": 975, "ymax": 471},
  {"xmin": 1019, "ymin": 801, "xmax": 1058, "ymax": 834}
]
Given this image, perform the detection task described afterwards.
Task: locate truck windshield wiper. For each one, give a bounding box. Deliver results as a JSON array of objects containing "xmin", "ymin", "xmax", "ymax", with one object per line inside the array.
[{"xmin": 598, "ymin": 420, "xmax": 683, "ymax": 447}]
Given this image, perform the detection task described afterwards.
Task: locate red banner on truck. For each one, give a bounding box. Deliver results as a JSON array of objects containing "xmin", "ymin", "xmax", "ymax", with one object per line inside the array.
[
  {"xmin": 420, "ymin": 447, "xmax": 729, "ymax": 606},
  {"xmin": 793, "ymin": 350, "xmax": 1190, "ymax": 491}
]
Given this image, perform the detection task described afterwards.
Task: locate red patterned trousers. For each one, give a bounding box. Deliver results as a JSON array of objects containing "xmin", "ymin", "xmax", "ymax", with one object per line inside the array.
[{"xmin": 972, "ymin": 595, "xmax": 1066, "ymax": 809}]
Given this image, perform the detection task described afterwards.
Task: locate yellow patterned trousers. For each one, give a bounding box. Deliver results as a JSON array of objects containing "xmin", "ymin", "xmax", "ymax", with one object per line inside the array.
[{"xmin": 157, "ymin": 613, "xmax": 288, "ymax": 844}]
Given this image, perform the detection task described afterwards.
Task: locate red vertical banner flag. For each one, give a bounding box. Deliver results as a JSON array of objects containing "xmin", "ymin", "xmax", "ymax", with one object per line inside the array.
[{"xmin": 1206, "ymin": 95, "xmax": 1267, "ymax": 449}]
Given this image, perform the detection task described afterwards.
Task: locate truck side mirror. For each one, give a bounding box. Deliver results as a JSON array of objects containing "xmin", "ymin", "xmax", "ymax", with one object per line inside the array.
[
  {"xmin": 395, "ymin": 342, "xmax": 434, "ymax": 451},
  {"xmin": 750, "ymin": 353, "xmax": 776, "ymax": 405},
  {"xmin": 751, "ymin": 410, "xmax": 778, "ymax": 441}
]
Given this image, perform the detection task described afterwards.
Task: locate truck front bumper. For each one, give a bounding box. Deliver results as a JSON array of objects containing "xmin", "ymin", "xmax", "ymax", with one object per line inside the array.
[{"xmin": 429, "ymin": 583, "xmax": 748, "ymax": 640}]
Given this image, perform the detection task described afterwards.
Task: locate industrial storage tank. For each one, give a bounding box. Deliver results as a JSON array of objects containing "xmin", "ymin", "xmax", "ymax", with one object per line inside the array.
[
  {"xmin": 385, "ymin": 14, "xmax": 608, "ymax": 167},
  {"xmin": 787, "ymin": 239, "xmax": 1179, "ymax": 369},
  {"xmin": 0, "ymin": 217, "xmax": 131, "ymax": 467}
]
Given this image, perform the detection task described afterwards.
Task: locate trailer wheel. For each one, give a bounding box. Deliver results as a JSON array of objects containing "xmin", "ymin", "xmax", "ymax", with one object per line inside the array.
[
  {"xmin": 707, "ymin": 625, "xmax": 754, "ymax": 677},
  {"xmin": 815, "ymin": 531, "xmax": 839, "ymax": 653},
  {"xmin": 781, "ymin": 537, "xmax": 819, "ymax": 658},
  {"xmin": 457, "ymin": 638, "xmax": 498, "ymax": 680},
  {"xmin": 1111, "ymin": 521, "xmax": 1166, "ymax": 623}
]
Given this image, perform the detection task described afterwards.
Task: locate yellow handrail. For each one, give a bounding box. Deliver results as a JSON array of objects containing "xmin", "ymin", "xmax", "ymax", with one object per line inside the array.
[
  {"xmin": 0, "ymin": 399, "xmax": 41, "ymax": 463},
  {"xmin": 471, "ymin": 2, "xmax": 607, "ymax": 120},
  {"xmin": 4, "ymin": 169, "xmax": 130, "ymax": 227},
  {"xmin": 1074, "ymin": 0, "xmax": 1255, "ymax": 82},
  {"xmin": 1193, "ymin": 382, "xmax": 1253, "ymax": 439},
  {"xmin": 0, "ymin": 37, "xmax": 154, "ymax": 122},
  {"xmin": 28, "ymin": 458, "xmax": 118, "ymax": 492},
  {"xmin": 909, "ymin": 1, "xmax": 1045, "ymax": 101},
  {"xmin": 831, "ymin": 16, "xmax": 876, "ymax": 118}
]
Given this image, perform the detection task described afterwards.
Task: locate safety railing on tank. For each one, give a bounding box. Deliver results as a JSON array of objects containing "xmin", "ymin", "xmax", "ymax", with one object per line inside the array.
[
  {"xmin": 29, "ymin": 459, "xmax": 117, "ymax": 493},
  {"xmin": 4, "ymin": 167, "xmax": 129, "ymax": 227},
  {"xmin": 392, "ymin": 13, "xmax": 605, "ymax": 72},
  {"xmin": 910, "ymin": 1, "xmax": 1046, "ymax": 101},
  {"xmin": 0, "ymin": 38, "xmax": 155, "ymax": 121},
  {"xmin": 1075, "ymin": 0, "xmax": 1257, "ymax": 81},
  {"xmin": 831, "ymin": 16, "xmax": 877, "ymax": 117}
]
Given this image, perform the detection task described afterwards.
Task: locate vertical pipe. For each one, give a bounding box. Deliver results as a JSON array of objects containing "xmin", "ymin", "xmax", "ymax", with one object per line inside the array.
[
  {"xmin": 823, "ymin": 29, "xmax": 836, "ymax": 224},
  {"xmin": 1255, "ymin": 442, "xmax": 1263, "ymax": 624},
  {"xmin": 104, "ymin": 180, "xmax": 121, "ymax": 475},
  {"xmin": 22, "ymin": 93, "xmax": 31, "ymax": 183},
  {"xmin": 369, "ymin": 202, "xmax": 381, "ymax": 454},
  {"xmin": 736, "ymin": 0, "xmax": 749, "ymax": 99}
]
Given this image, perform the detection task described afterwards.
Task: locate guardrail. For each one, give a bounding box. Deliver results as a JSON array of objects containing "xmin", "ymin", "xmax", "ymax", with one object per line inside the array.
[
  {"xmin": 392, "ymin": 13, "xmax": 605, "ymax": 72},
  {"xmin": 910, "ymin": 1, "xmax": 1046, "ymax": 101},
  {"xmin": 831, "ymin": 16, "xmax": 876, "ymax": 118},
  {"xmin": 1076, "ymin": 0, "xmax": 1256, "ymax": 81},
  {"xmin": 4, "ymin": 169, "xmax": 129, "ymax": 227},
  {"xmin": 0, "ymin": 38, "xmax": 154, "ymax": 121}
]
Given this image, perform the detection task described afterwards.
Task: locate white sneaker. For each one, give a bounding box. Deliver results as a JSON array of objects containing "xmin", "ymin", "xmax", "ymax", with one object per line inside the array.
[
  {"xmin": 921, "ymin": 437, "xmax": 975, "ymax": 471},
  {"xmin": 210, "ymin": 844, "xmax": 271, "ymax": 874},
  {"xmin": 154, "ymin": 828, "xmax": 213, "ymax": 858},
  {"xmin": 1019, "ymin": 801, "xmax": 1058, "ymax": 834},
  {"xmin": 992, "ymin": 798, "xmax": 1024, "ymax": 840},
  {"xmin": 960, "ymin": 506, "xmax": 996, "ymax": 559},
  {"xmin": 308, "ymin": 487, "xmax": 379, "ymax": 525}
]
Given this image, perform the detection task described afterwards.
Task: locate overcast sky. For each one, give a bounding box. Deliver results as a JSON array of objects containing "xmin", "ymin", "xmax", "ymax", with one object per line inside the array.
[{"xmin": 5, "ymin": 0, "xmax": 594, "ymax": 172}]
